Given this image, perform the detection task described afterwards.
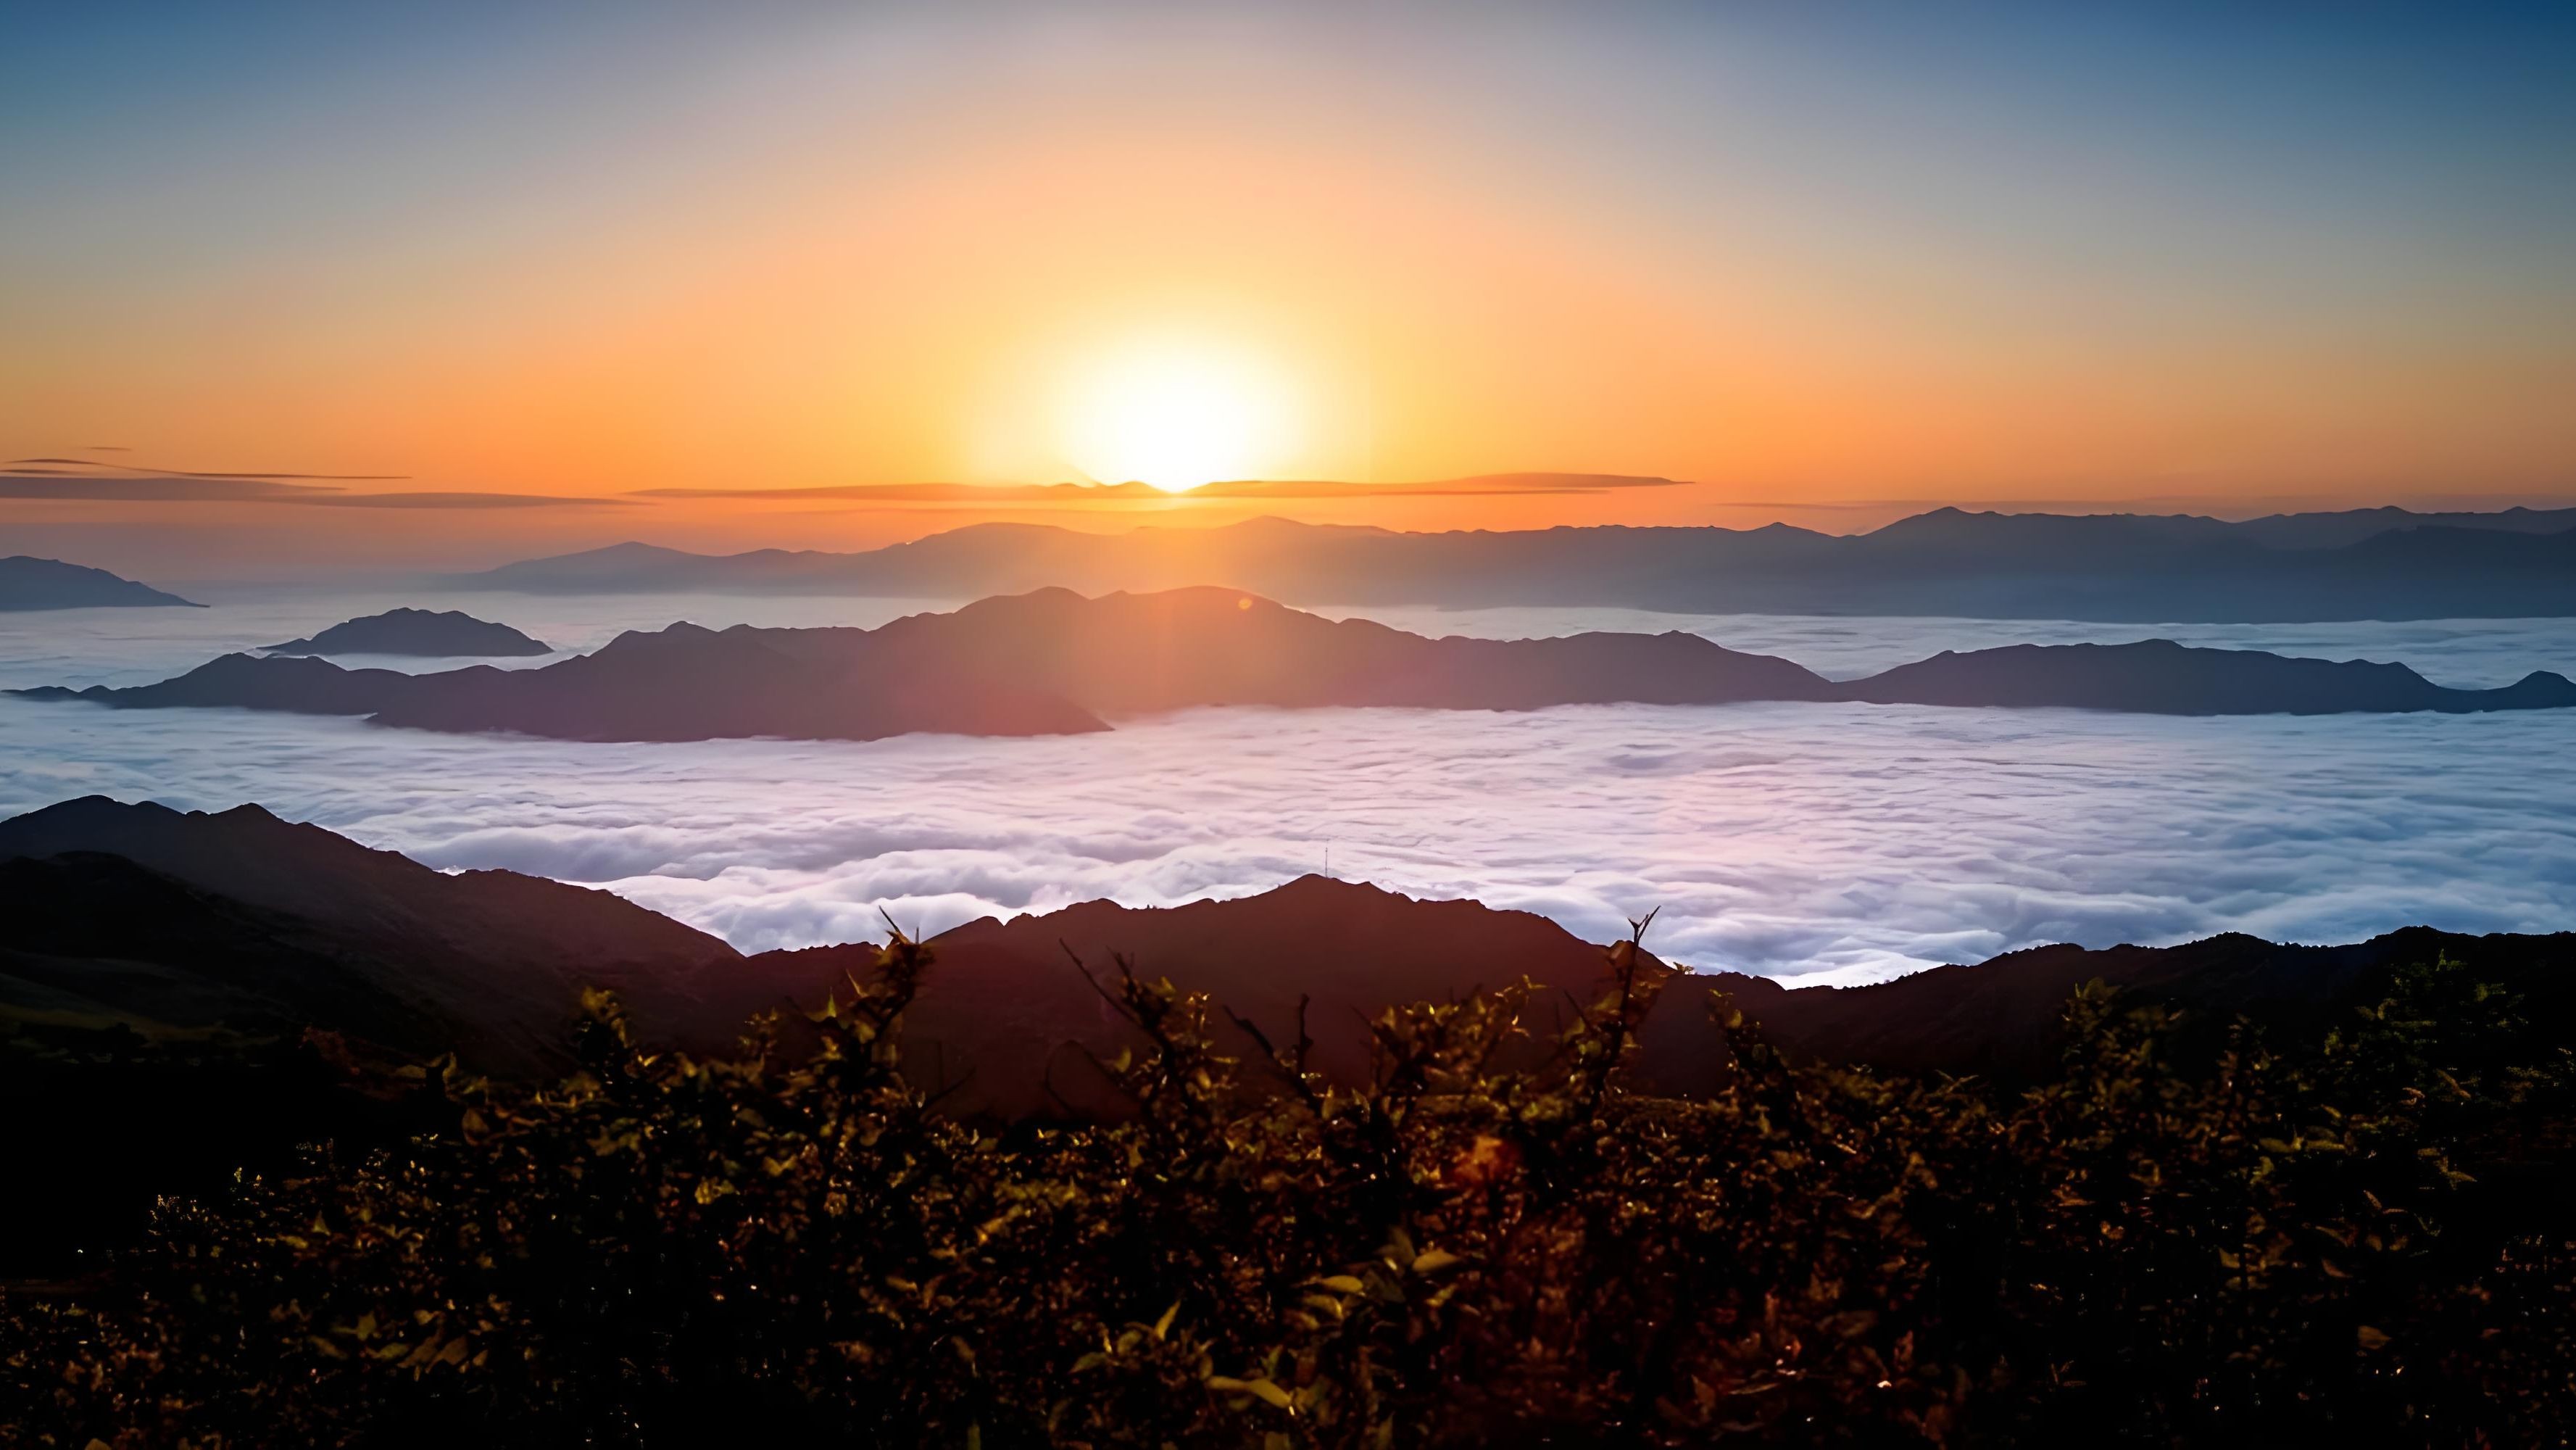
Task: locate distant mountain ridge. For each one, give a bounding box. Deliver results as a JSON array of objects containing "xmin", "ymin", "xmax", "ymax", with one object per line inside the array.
[
  {"xmin": 14, "ymin": 587, "xmax": 2572, "ymax": 742},
  {"xmin": 452, "ymin": 506, "xmax": 2576, "ymax": 622},
  {"xmin": 1842, "ymin": 639, "xmax": 2576, "ymax": 714},
  {"xmin": 264, "ymin": 606, "xmax": 552, "ymax": 657},
  {"xmin": 0, "ymin": 555, "xmax": 200, "ymax": 610}
]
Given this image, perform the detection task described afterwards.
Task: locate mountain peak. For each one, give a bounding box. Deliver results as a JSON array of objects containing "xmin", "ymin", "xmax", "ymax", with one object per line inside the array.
[
  {"xmin": 0, "ymin": 555, "xmax": 201, "ymax": 610},
  {"xmin": 265, "ymin": 607, "xmax": 552, "ymax": 658}
]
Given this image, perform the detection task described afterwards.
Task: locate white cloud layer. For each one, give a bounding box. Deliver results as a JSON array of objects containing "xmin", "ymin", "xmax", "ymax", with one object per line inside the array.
[{"xmin": 5, "ymin": 592, "xmax": 2572, "ymax": 986}]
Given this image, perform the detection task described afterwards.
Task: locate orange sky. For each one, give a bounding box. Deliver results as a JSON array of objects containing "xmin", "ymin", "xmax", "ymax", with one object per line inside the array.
[{"xmin": 4, "ymin": 6, "xmax": 2572, "ymax": 576}]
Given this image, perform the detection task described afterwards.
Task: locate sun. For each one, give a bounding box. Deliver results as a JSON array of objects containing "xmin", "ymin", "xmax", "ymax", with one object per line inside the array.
[{"xmin": 1059, "ymin": 338, "xmax": 1293, "ymax": 492}]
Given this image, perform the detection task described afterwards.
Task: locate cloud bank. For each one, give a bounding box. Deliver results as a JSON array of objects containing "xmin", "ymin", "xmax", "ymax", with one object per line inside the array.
[
  {"xmin": 4, "ymin": 685, "xmax": 2570, "ymax": 986},
  {"xmin": 7, "ymin": 594, "xmax": 2569, "ymax": 985}
]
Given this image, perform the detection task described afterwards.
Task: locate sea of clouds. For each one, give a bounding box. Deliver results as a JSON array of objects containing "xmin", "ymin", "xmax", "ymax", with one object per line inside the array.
[{"xmin": 4, "ymin": 587, "xmax": 2574, "ymax": 985}]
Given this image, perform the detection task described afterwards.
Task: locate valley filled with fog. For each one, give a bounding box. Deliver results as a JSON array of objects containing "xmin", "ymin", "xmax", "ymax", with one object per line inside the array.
[{"xmin": 4, "ymin": 588, "xmax": 2572, "ymax": 985}]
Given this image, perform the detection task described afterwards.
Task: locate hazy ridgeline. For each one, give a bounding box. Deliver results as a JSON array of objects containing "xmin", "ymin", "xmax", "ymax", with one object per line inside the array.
[
  {"xmin": 459, "ymin": 508, "xmax": 2576, "ymax": 623},
  {"xmin": 20, "ymin": 587, "xmax": 2576, "ymax": 747}
]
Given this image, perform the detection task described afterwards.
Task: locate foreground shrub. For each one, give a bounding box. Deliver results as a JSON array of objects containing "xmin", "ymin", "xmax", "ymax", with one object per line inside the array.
[{"xmin": 4, "ymin": 934, "xmax": 2572, "ymax": 1446}]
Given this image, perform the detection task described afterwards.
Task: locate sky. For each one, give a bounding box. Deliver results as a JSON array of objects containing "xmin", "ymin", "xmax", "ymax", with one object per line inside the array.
[{"xmin": 5, "ymin": 1, "xmax": 2575, "ymax": 574}]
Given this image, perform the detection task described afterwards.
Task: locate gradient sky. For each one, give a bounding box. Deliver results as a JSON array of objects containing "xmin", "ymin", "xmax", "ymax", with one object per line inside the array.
[{"xmin": 5, "ymin": 1, "xmax": 2575, "ymax": 570}]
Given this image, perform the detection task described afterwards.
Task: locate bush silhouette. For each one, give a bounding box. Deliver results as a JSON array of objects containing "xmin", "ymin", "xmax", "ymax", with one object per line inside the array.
[{"xmin": 4, "ymin": 930, "xmax": 2572, "ymax": 1446}]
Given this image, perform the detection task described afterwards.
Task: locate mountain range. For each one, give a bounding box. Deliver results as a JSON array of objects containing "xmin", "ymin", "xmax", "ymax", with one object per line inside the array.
[
  {"xmin": 16, "ymin": 793, "xmax": 2556, "ymax": 1103},
  {"xmin": 452, "ymin": 506, "xmax": 2576, "ymax": 622},
  {"xmin": 0, "ymin": 554, "xmax": 199, "ymax": 610},
  {"xmin": 16, "ymin": 587, "xmax": 2572, "ymax": 741},
  {"xmin": 0, "ymin": 796, "xmax": 781, "ymax": 1070},
  {"xmin": 5, "ymin": 795, "xmax": 2569, "ymax": 1265}
]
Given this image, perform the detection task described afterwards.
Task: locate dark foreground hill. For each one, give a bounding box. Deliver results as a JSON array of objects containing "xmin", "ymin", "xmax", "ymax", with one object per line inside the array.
[
  {"xmin": 0, "ymin": 798, "xmax": 835, "ymax": 1261},
  {"xmin": 758, "ymin": 877, "xmax": 1655, "ymax": 1119},
  {"xmin": 1662, "ymin": 925, "xmax": 2576, "ymax": 1087},
  {"xmin": 16, "ymin": 795, "xmax": 2558, "ymax": 1106},
  {"xmin": 263, "ymin": 606, "xmax": 553, "ymax": 657},
  {"xmin": 454, "ymin": 505, "xmax": 2576, "ymax": 621},
  {"xmin": 0, "ymin": 554, "xmax": 199, "ymax": 610},
  {"xmin": 0, "ymin": 796, "xmax": 789, "ymax": 1069},
  {"xmin": 6, "ymin": 805, "xmax": 2574, "ymax": 1443},
  {"xmin": 5, "ymin": 794, "xmax": 2571, "ymax": 1268},
  {"xmin": 2, "ymin": 795, "xmax": 1649, "ymax": 1116},
  {"xmin": 14, "ymin": 587, "xmax": 2570, "ymax": 742}
]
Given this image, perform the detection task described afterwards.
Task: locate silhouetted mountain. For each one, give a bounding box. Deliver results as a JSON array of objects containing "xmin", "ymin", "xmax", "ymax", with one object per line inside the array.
[
  {"xmin": 452, "ymin": 508, "xmax": 2576, "ymax": 621},
  {"xmin": 264, "ymin": 606, "xmax": 552, "ymax": 657},
  {"xmin": 14, "ymin": 622, "xmax": 1115, "ymax": 744},
  {"xmin": 0, "ymin": 554, "xmax": 200, "ymax": 610},
  {"xmin": 370, "ymin": 621, "xmax": 1113, "ymax": 740},
  {"xmin": 14, "ymin": 800, "xmax": 2564, "ymax": 1099},
  {"xmin": 1647, "ymin": 927, "xmax": 2576, "ymax": 1089},
  {"xmin": 22, "ymin": 652, "xmax": 424, "ymax": 714},
  {"xmin": 2228, "ymin": 503, "xmax": 2576, "ymax": 550},
  {"xmin": 18, "ymin": 587, "xmax": 2571, "ymax": 737},
  {"xmin": 0, "ymin": 798, "xmax": 842, "ymax": 1267},
  {"xmin": 747, "ymin": 876, "xmax": 1650, "ymax": 1119},
  {"xmin": 6, "ymin": 799, "xmax": 2569, "ymax": 1268},
  {"xmin": 1838, "ymin": 639, "xmax": 2576, "ymax": 714},
  {"xmin": 0, "ymin": 796, "xmax": 811, "ymax": 1069},
  {"xmin": 856, "ymin": 587, "xmax": 1832, "ymax": 713},
  {"xmin": 749, "ymin": 881, "xmax": 2575, "ymax": 1111},
  {"xmin": 776, "ymin": 882, "xmax": 2576, "ymax": 1112}
]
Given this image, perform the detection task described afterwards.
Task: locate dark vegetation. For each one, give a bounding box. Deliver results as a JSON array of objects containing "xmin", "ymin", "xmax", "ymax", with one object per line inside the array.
[
  {"xmin": 17, "ymin": 587, "xmax": 2574, "ymax": 744},
  {"xmin": 6, "ymin": 918, "xmax": 2573, "ymax": 1446}
]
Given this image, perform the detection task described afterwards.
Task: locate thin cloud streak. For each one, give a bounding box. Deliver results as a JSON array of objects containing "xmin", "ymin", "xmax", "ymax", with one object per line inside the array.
[
  {"xmin": 0, "ymin": 459, "xmax": 618, "ymax": 509},
  {"xmin": 6, "ymin": 458, "xmax": 411, "ymax": 480},
  {"xmin": 0, "ymin": 478, "xmax": 630, "ymax": 508},
  {"xmin": 631, "ymin": 474, "xmax": 1687, "ymax": 502}
]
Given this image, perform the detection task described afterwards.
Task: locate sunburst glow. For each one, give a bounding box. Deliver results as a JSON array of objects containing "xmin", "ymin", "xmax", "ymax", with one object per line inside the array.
[{"xmin": 1059, "ymin": 339, "xmax": 1295, "ymax": 492}]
